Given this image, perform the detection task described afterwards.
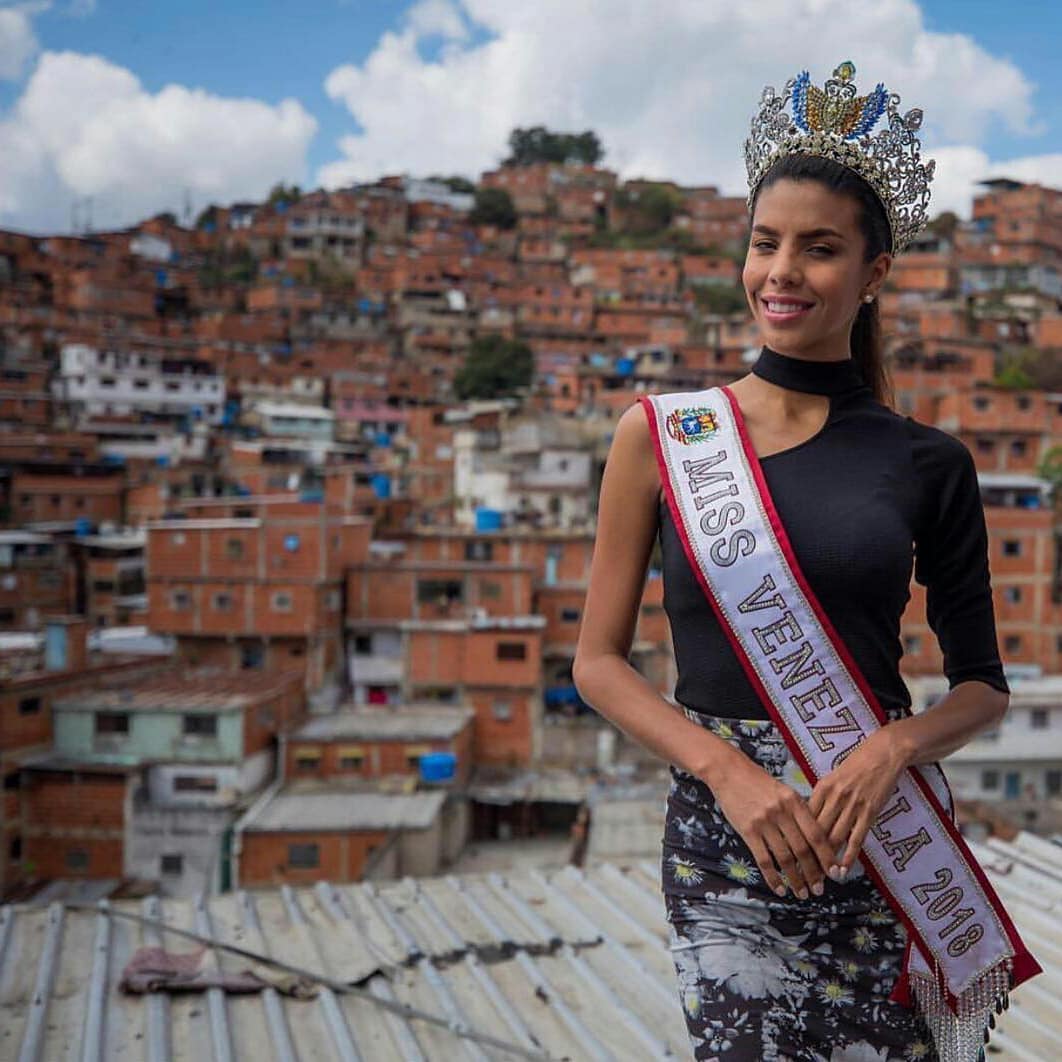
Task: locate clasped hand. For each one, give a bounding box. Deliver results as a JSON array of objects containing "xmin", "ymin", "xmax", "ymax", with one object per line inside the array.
[{"xmin": 713, "ymin": 728, "xmax": 908, "ymax": 899}]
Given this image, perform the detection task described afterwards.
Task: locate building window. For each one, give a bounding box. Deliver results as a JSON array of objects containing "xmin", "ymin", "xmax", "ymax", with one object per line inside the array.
[
  {"xmin": 183, "ymin": 714, "xmax": 218, "ymax": 738},
  {"xmin": 492, "ymin": 699, "xmax": 512, "ymax": 721},
  {"xmin": 271, "ymin": 591, "xmax": 293, "ymax": 612},
  {"xmin": 1004, "ymin": 635, "xmax": 1022, "ymax": 653},
  {"xmin": 980, "ymin": 769, "xmax": 999, "ymax": 791},
  {"xmin": 1004, "ymin": 586, "xmax": 1022, "ymax": 604},
  {"xmin": 226, "ymin": 538, "xmax": 244, "ymax": 560},
  {"xmin": 479, "ymin": 580, "xmax": 502, "ymax": 599},
  {"xmin": 160, "ymin": 853, "xmax": 183, "ymax": 876},
  {"xmin": 1002, "ymin": 540, "xmax": 1021, "ymax": 557},
  {"xmin": 240, "ymin": 643, "xmax": 265, "ymax": 669},
  {"xmin": 417, "ymin": 579, "xmax": 463, "ymax": 605},
  {"xmin": 170, "ymin": 589, "xmax": 191, "ymax": 611},
  {"xmin": 561, "ymin": 608, "xmax": 580, "ymax": 622},
  {"xmin": 288, "ymin": 843, "xmax": 319, "ymax": 868},
  {"xmin": 975, "ymin": 438, "xmax": 994, "ymax": 454},
  {"xmin": 405, "ymin": 745, "xmax": 430, "ymax": 769},
  {"xmin": 338, "ymin": 747, "xmax": 365, "ymax": 770},
  {"xmin": 95, "ymin": 712, "xmax": 129, "ymax": 735},
  {"xmin": 66, "ymin": 849, "xmax": 90, "ymax": 871},
  {"xmin": 1046, "ymin": 770, "xmax": 1062, "ymax": 796},
  {"xmin": 212, "ymin": 592, "xmax": 233, "ymax": 612},
  {"xmin": 353, "ymin": 634, "xmax": 372, "ymax": 654},
  {"xmin": 1010, "ymin": 439, "xmax": 1027, "ymax": 457},
  {"xmin": 294, "ymin": 751, "xmax": 321, "ymax": 772},
  {"xmin": 18, "ymin": 696, "xmax": 42, "ymax": 716},
  {"xmin": 1031, "ymin": 708, "xmax": 1049, "ymax": 729},
  {"xmin": 326, "ymin": 589, "xmax": 341, "ymax": 611},
  {"xmin": 972, "ymin": 396, "xmax": 990, "ymax": 412},
  {"xmin": 497, "ymin": 641, "xmax": 527, "ymax": 661},
  {"xmin": 465, "ymin": 540, "xmax": 493, "ymax": 561},
  {"xmin": 173, "ymin": 775, "xmax": 218, "ymax": 793}
]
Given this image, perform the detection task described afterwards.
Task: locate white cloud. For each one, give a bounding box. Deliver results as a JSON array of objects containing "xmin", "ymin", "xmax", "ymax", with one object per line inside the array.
[
  {"xmin": 0, "ymin": 5, "xmax": 40, "ymax": 80},
  {"xmin": 931, "ymin": 146, "xmax": 1062, "ymax": 217},
  {"xmin": 318, "ymin": 0, "xmax": 1047, "ymax": 219},
  {"xmin": 0, "ymin": 51, "xmax": 318, "ymax": 232}
]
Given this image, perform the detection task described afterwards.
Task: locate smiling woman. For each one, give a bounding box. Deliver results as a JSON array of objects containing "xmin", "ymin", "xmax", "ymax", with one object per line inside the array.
[{"xmin": 573, "ymin": 59, "xmax": 1041, "ymax": 1062}]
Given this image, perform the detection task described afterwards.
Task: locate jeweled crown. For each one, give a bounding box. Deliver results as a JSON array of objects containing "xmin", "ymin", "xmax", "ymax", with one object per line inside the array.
[{"xmin": 744, "ymin": 60, "xmax": 935, "ymax": 255}]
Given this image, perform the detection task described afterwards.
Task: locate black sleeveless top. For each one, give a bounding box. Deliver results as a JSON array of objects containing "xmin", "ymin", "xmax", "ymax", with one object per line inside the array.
[{"xmin": 658, "ymin": 346, "xmax": 1010, "ymax": 719}]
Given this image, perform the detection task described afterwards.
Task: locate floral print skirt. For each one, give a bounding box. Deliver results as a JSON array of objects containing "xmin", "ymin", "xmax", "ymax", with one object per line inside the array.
[{"xmin": 662, "ymin": 708, "xmax": 944, "ymax": 1062}]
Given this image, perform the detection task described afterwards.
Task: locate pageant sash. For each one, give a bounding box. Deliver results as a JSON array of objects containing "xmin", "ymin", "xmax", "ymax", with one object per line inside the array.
[{"xmin": 640, "ymin": 386, "xmax": 1042, "ymax": 1061}]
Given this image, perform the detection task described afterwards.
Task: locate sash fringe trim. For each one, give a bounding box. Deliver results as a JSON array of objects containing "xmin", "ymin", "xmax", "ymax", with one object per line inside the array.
[{"xmin": 909, "ymin": 960, "xmax": 1011, "ymax": 1062}]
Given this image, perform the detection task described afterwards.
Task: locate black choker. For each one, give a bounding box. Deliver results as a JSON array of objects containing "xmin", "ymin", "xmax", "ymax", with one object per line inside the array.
[{"xmin": 750, "ymin": 346, "xmax": 868, "ymax": 396}]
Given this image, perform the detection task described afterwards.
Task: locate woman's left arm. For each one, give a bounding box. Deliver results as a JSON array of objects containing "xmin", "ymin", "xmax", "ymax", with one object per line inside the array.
[
  {"xmin": 880, "ymin": 679, "xmax": 1008, "ymax": 767},
  {"xmin": 809, "ymin": 430, "xmax": 1011, "ymax": 877}
]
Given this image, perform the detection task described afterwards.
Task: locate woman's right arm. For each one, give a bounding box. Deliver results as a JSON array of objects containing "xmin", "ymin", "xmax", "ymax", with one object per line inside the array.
[
  {"xmin": 572, "ymin": 400, "xmax": 747, "ymax": 789},
  {"xmin": 573, "ymin": 400, "xmax": 835, "ymax": 899}
]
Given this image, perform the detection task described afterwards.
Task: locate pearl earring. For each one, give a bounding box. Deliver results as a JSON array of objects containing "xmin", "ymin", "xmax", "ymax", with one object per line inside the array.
[{"xmin": 863, "ymin": 293, "xmax": 875, "ymax": 304}]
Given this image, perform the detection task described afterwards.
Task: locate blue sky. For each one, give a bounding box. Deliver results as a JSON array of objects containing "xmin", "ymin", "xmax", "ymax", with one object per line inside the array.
[{"xmin": 1, "ymin": 0, "xmax": 1060, "ymax": 232}]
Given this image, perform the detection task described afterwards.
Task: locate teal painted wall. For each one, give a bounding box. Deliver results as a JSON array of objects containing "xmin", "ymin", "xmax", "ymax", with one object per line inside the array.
[{"xmin": 53, "ymin": 709, "xmax": 242, "ymax": 762}]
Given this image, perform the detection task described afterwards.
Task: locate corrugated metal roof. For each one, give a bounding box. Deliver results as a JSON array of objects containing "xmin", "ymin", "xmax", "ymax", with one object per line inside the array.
[
  {"xmin": 0, "ymin": 840, "xmax": 1057, "ymax": 1060},
  {"xmin": 293, "ymin": 707, "xmax": 476, "ymax": 743},
  {"xmin": 52, "ymin": 670, "xmax": 297, "ymax": 714},
  {"xmin": 0, "ymin": 861, "xmax": 689, "ymax": 1061},
  {"xmin": 243, "ymin": 790, "xmax": 448, "ymax": 833}
]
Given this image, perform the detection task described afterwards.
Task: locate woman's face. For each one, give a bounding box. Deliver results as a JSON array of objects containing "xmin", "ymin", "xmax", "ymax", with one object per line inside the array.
[{"xmin": 743, "ymin": 177, "xmax": 890, "ymax": 360}]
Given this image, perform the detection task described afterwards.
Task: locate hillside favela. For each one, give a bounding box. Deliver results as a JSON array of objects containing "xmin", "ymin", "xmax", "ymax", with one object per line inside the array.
[{"xmin": 1, "ymin": 129, "xmax": 1060, "ymax": 1057}]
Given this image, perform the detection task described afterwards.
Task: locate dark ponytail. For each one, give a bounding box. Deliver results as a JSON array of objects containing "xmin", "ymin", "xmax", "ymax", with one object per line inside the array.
[{"xmin": 750, "ymin": 154, "xmax": 894, "ymax": 408}]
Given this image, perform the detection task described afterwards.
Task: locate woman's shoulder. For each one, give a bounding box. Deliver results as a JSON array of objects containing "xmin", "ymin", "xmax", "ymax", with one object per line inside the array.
[{"xmin": 899, "ymin": 411, "xmax": 974, "ymax": 472}]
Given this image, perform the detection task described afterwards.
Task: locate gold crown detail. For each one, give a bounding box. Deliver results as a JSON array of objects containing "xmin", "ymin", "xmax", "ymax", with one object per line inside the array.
[{"xmin": 744, "ymin": 61, "xmax": 935, "ymax": 255}]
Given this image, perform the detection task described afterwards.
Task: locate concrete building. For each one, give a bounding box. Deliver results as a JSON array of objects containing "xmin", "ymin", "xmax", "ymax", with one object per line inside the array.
[
  {"xmin": 15, "ymin": 669, "xmax": 303, "ymax": 898},
  {"xmin": 246, "ymin": 400, "xmax": 336, "ymax": 442},
  {"xmin": 0, "ymin": 618, "xmax": 170, "ymax": 895},
  {"xmin": 907, "ymin": 672, "xmax": 1062, "ymax": 833},
  {"xmin": 146, "ymin": 497, "xmax": 372, "ymax": 694},
  {"xmin": 231, "ymin": 784, "xmax": 454, "ymax": 886},
  {"xmin": 0, "ymin": 531, "xmax": 73, "ymax": 629},
  {"xmin": 54, "ymin": 343, "xmax": 226, "ymax": 426},
  {"xmin": 450, "ymin": 410, "xmax": 595, "ymax": 531},
  {"xmin": 78, "ymin": 529, "xmax": 146, "ymax": 628},
  {"xmin": 285, "ymin": 704, "xmax": 475, "ymax": 785}
]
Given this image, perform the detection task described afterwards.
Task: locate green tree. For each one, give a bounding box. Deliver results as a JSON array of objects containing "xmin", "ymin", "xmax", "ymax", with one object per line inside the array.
[
  {"xmin": 927, "ymin": 211, "xmax": 959, "ymax": 240},
  {"xmin": 267, "ymin": 182, "xmax": 302, "ymax": 208},
  {"xmin": 469, "ymin": 187, "xmax": 517, "ymax": 229},
  {"xmin": 614, "ymin": 183, "xmax": 681, "ymax": 236},
  {"xmin": 1038, "ymin": 445, "xmax": 1062, "ymax": 499},
  {"xmin": 195, "ymin": 204, "xmax": 220, "ymax": 230},
  {"xmin": 429, "ymin": 175, "xmax": 476, "ymax": 194},
  {"xmin": 454, "ymin": 335, "xmax": 534, "ymax": 399},
  {"xmin": 692, "ymin": 285, "xmax": 749, "ymax": 315},
  {"xmin": 993, "ymin": 362, "xmax": 1036, "ymax": 389},
  {"xmin": 505, "ymin": 126, "xmax": 604, "ymax": 166}
]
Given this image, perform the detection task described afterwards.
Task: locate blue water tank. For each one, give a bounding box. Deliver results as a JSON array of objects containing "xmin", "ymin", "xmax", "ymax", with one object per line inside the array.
[
  {"xmin": 74, "ymin": 517, "xmax": 93, "ymax": 537},
  {"xmin": 616, "ymin": 357, "xmax": 635, "ymax": 376},
  {"xmin": 374, "ymin": 431, "xmax": 391, "ymax": 448},
  {"xmin": 475, "ymin": 508, "xmax": 503, "ymax": 532},
  {"xmin": 371, "ymin": 473, "xmax": 391, "ymax": 499},
  {"xmin": 419, "ymin": 752, "xmax": 456, "ymax": 783}
]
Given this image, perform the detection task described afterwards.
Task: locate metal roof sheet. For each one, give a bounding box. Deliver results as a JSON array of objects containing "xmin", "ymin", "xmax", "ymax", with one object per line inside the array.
[
  {"xmin": 0, "ymin": 839, "xmax": 1057, "ymax": 1060},
  {"xmin": 292, "ymin": 707, "xmax": 475, "ymax": 743},
  {"xmin": 243, "ymin": 790, "xmax": 447, "ymax": 833},
  {"xmin": 0, "ymin": 861, "xmax": 690, "ymax": 1061}
]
